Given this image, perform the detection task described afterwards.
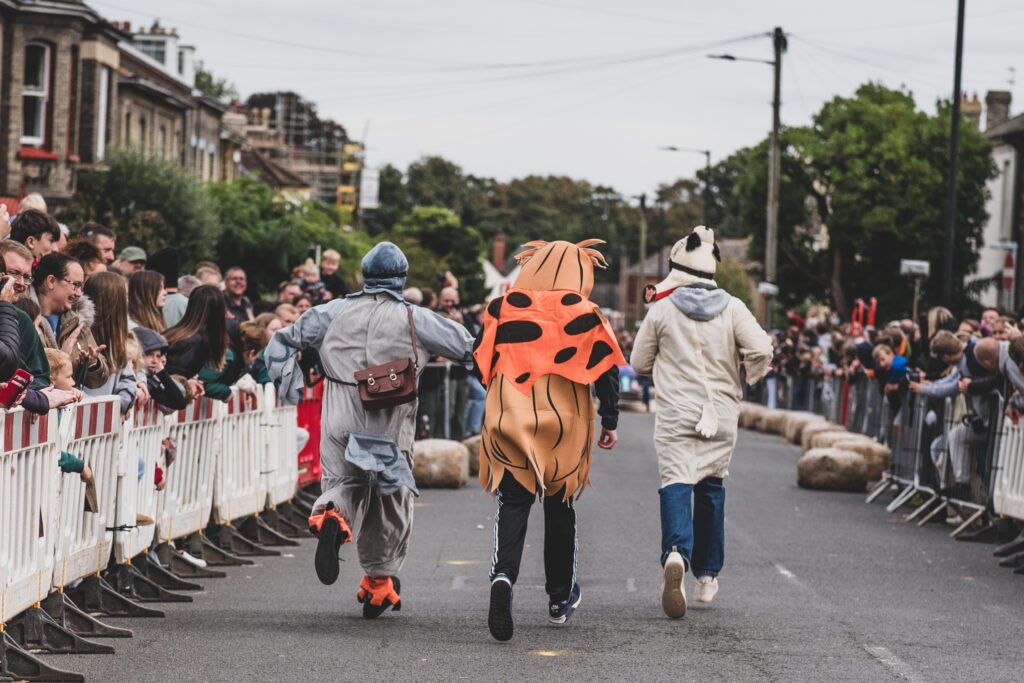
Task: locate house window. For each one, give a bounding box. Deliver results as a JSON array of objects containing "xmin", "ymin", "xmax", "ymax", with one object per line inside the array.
[
  {"xmin": 96, "ymin": 67, "xmax": 109, "ymax": 160},
  {"xmin": 159, "ymin": 126, "xmax": 167, "ymax": 158},
  {"xmin": 139, "ymin": 116, "xmax": 146, "ymax": 150},
  {"xmin": 21, "ymin": 42, "xmax": 52, "ymax": 146}
]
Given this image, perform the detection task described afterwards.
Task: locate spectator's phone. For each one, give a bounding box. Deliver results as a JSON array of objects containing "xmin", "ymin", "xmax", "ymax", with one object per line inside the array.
[
  {"xmin": 0, "ymin": 369, "xmax": 32, "ymax": 408},
  {"xmin": 0, "ymin": 276, "xmax": 9, "ymax": 291}
]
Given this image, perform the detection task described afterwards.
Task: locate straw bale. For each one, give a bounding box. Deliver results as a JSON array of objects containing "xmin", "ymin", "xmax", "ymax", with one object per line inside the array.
[{"xmin": 797, "ymin": 448, "xmax": 869, "ymax": 492}]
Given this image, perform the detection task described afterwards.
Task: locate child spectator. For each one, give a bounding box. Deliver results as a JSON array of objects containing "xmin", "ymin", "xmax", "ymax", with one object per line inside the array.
[
  {"xmin": 294, "ymin": 295, "xmax": 312, "ymax": 315},
  {"xmin": 297, "ymin": 260, "xmax": 327, "ymax": 303},
  {"xmin": 45, "ymin": 348, "xmax": 92, "ymax": 483},
  {"xmin": 133, "ymin": 327, "xmax": 187, "ymax": 411},
  {"xmin": 275, "ymin": 303, "xmax": 298, "ymax": 327},
  {"xmin": 239, "ymin": 320, "xmax": 271, "ymax": 385},
  {"xmin": 320, "ymin": 249, "xmax": 349, "ymax": 300}
]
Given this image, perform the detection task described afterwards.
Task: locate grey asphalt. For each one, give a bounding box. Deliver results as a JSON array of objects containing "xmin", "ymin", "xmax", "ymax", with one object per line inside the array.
[{"xmin": 53, "ymin": 412, "xmax": 1024, "ymax": 682}]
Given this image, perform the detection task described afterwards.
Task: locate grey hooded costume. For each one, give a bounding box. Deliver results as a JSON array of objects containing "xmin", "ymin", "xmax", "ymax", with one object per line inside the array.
[{"xmin": 266, "ymin": 242, "xmax": 474, "ymax": 577}]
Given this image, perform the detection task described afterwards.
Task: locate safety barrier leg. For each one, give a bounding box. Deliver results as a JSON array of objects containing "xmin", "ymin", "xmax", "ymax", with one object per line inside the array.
[
  {"xmin": 994, "ymin": 531, "xmax": 1024, "ymax": 557},
  {"xmin": 885, "ymin": 484, "xmax": 919, "ymax": 513},
  {"xmin": 5, "ymin": 606, "xmax": 114, "ymax": 655},
  {"xmin": 154, "ymin": 543, "xmax": 228, "ymax": 578},
  {"xmin": 904, "ymin": 492, "xmax": 940, "ymax": 522},
  {"xmin": 260, "ymin": 506, "xmax": 306, "ymax": 539},
  {"xmin": 111, "ymin": 563, "xmax": 193, "ymax": 604},
  {"xmin": 39, "ymin": 592, "xmax": 132, "ymax": 639},
  {"xmin": 183, "ymin": 531, "xmax": 256, "ymax": 566},
  {"xmin": 1, "ymin": 631, "xmax": 84, "ymax": 682},
  {"xmin": 135, "ymin": 553, "xmax": 203, "ymax": 592},
  {"xmin": 949, "ymin": 507, "xmax": 987, "ymax": 538},
  {"xmin": 64, "ymin": 576, "xmax": 165, "ymax": 619},
  {"xmin": 865, "ymin": 475, "xmax": 896, "ymax": 503},
  {"xmin": 237, "ymin": 514, "xmax": 300, "ymax": 547},
  {"xmin": 277, "ymin": 500, "xmax": 311, "ymax": 529},
  {"xmin": 915, "ymin": 498, "xmax": 950, "ymax": 526},
  {"xmin": 205, "ymin": 524, "xmax": 280, "ymax": 557}
]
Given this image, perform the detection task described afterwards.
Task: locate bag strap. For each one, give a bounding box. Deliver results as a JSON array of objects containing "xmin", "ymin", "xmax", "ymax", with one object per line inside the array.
[{"xmin": 406, "ymin": 303, "xmax": 419, "ymax": 372}]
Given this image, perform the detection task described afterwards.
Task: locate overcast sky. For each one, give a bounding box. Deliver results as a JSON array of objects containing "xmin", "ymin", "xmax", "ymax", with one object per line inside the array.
[{"xmin": 92, "ymin": 0, "xmax": 1023, "ymax": 198}]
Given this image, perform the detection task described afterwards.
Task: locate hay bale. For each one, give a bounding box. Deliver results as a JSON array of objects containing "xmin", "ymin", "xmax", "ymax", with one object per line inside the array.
[
  {"xmin": 783, "ymin": 412, "xmax": 826, "ymax": 444},
  {"xmin": 412, "ymin": 439, "xmax": 470, "ymax": 488},
  {"xmin": 756, "ymin": 409, "xmax": 787, "ymax": 434},
  {"xmin": 739, "ymin": 403, "xmax": 767, "ymax": 429},
  {"xmin": 832, "ymin": 438, "xmax": 891, "ymax": 481},
  {"xmin": 461, "ymin": 434, "xmax": 482, "ymax": 477},
  {"xmin": 797, "ymin": 448, "xmax": 869, "ymax": 492},
  {"xmin": 806, "ymin": 429, "xmax": 857, "ymax": 450},
  {"xmin": 800, "ymin": 421, "xmax": 844, "ymax": 451}
]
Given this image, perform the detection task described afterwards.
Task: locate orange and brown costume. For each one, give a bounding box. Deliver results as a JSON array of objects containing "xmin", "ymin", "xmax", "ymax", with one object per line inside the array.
[{"xmin": 474, "ymin": 240, "xmax": 625, "ymax": 501}]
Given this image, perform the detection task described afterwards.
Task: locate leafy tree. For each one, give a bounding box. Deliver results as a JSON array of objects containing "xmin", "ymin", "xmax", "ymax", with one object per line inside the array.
[
  {"xmin": 194, "ymin": 60, "xmax": 238, "ymax": 102},
  {"xmin": 715, "ymin": 256, "xmax": 754, "ymax": 311},
  {"xmin": 372, "ymin": 163, "xmax": 410, "ymax": 234},
  {"xmin": 59, "ymin": 148, "xmax": 221, "ymax": 265},
  {"xmin": 208, "ymin": 177, "xmax": 374, "ymax": 297},
  {"xmin": 387, "ymin": 207, "xmax": 486, "ymax": 304}
]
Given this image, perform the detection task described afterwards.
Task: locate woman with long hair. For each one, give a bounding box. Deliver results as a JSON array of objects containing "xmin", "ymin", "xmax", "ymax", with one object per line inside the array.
[
  {"xmin": 128, "ymin": 270, "xmax": 166, "ymax": 332},
  {"xmin": 165, "ymin": 285, "xmax": 241, "ymax": 400},
  {"xmin": 82, "ymin": 271, "xmax": 140, "ymax": 414}
]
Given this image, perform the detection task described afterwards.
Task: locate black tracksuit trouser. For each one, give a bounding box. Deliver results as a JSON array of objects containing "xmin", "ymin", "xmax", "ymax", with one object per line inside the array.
[{"xmin": 490, "ymin": 470, "xmax": 576, "ymax": 602}]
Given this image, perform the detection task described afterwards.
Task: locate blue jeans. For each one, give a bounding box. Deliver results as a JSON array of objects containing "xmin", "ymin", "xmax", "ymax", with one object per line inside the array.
[
  {"xmin": 659, "ymin": 478, "xmax": 725, "ymax": 577},
  {"xmin": 464, "ymin": 376, "xmax": 486, "ymax": 436}
]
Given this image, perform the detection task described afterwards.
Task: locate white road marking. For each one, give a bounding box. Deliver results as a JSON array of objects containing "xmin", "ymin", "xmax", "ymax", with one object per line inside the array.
[
  {"xmin": 864, "ymin": 646, "xmax": 921, "ymax": 682},
  {"xmin": 626, "ymin": 578, "xmax": 636, "ymax": 592},
  {"xmin": 772, "ymin": 562, "xmax": 803, "ymax": 587}
]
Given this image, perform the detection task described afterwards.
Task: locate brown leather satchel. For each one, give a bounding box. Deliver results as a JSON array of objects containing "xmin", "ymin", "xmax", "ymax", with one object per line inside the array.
[{"xmin": 352, "ymin": 305, "xmax": 420, "ymax": 410}]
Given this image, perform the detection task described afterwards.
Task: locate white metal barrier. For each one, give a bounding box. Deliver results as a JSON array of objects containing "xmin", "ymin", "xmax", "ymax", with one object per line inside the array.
[
  {"xmin": 0, "ymin": 407, "xmax": 59, "ymax": 620},
  {"xmin": 213, "ymin": 389, "xmax": 264, "ymax": 524},
  {"xmin": 263, "ymin": 384, "xmax": 299, "ymax": 508},
  {"xmin": 114, "ymin": 400, "xmax": 167, "ymax": 564},
  {"xmin": 157, "ymin": 398, "xmax": 222, "ymax": 543},
  {"xmin": 50, "ymin": 398, "xmax": 122, "ymax": 591},
  {"xmin": 993, "ymin": 417, "xmax": 1024, "ymax": 520}
]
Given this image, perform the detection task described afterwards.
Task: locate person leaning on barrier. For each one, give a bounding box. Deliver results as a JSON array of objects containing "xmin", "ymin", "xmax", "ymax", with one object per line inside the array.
[
  {"xmin": 81, "ymin": 271, "xmax": 138, "ymax": 416},
  {"xmin": 909, "ymin": 330, "xmax": 997, "ymax": 486},
  {"xmin": 266, "ymin": 241, "xmax": 475, "ymax": 619}
]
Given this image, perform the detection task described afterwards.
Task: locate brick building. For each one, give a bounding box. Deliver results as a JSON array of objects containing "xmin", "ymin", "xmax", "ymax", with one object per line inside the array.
[{"xmin": 0, "ymin": 0, "xmax": 124, "ymax": 204}]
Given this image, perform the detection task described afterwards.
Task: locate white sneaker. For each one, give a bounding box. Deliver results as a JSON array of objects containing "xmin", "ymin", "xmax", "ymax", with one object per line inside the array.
[
  {"xmin": 178, "ymin": 550, "xmax": 208, "ymax": 568},
  {"xmin": 693, "ymin": 575, "xmax": 719, "ymax": 603},
  {"xmin": 661, "ymin": 548, "xmax": 687, "ymax": 618}
]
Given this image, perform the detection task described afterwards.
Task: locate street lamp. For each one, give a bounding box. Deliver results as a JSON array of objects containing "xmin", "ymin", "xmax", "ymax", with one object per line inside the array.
[
  {"xmin": 708, "ymin": 27, "xmax": 787, "ymax": 327},
  {"xmin": 658, "ymin": 146, "xmax": 711, "ymax": 227}
]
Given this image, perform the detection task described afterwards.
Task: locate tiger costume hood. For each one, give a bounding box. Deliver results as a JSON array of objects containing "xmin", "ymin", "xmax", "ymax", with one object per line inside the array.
[{"xmin": 474, "ymin": 239, "xmax": 625, "ymax": 500}]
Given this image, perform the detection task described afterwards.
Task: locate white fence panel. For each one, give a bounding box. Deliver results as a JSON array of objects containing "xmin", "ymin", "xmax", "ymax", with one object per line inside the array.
[
  {"xmin": 50, "ymin": 397, "xmax": 121, "ymax": 590},
  {"xmin": 213, "ymin": 389, "xmax": 264, "ymax": 524},
  {"xmin": 263, "ymin": 384, "xmax": 299, "ymax": 508},
  {"xmin": 993, "ymin": 417, "xmax": 1024, "ymax": 520},
  {"xmin": 0, "ymin": 407, "xmax": 59, "ymax": 619},
  {"xmin": 114, "ymin": 400, "xmax": 168, "ymax": 563},
  {"xmin": 157, "ymin": 398, "xmax": 222, "ymax": 542}
]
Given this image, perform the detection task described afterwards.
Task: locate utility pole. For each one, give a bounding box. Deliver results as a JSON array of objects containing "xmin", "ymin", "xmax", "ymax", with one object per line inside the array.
[
  {"xmin": 638, "ymin": 194, "xmax": 648, "ymax": 316},
  {"xmin": 943, "ymin": 0, "xmax": 966, "ymax": 307},
  {"xmin": 765, "ymin": 26, "xmax": 787, "ymax": 326},
  {"xmin": 701, "ymin": 150, "xmax": 712, "ymax": 228}
]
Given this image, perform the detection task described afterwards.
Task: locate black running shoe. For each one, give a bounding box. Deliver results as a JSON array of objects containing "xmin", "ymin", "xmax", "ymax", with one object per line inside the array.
[
  {"xmin": 488, "ymin": 575, "xmax": 514, "ymax": 642},
  {"xmin": 314, "ymin": 515, "xmax": 343, "ymax": 585}
]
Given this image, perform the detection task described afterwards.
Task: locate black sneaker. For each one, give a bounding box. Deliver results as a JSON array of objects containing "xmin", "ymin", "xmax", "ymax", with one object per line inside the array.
[
  {"xmin": 547, "ymin": 583, "xmax": 581, "ymax": 625},
  {"xmin": 488, "ymin": 575, "xmax": 514, "ymax": 641},
  {"xmin": 314, "ymin": 510, "xmax": 349, "ymax": 585}
]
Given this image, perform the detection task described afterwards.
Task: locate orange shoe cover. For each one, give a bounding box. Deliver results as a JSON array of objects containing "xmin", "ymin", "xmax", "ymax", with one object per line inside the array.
[
  {"xmin": 356, "ymin": 575, "xmax": 402, "ymax": 615},
  {"xmin": 308, "ymin": 503, "xmax": 351, "ymax": 543}
]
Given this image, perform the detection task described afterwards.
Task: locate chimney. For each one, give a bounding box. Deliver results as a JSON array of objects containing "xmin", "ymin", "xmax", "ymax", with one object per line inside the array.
[
  {"xmin": 124, "ymin": 21, "xmax": 131, "ymax": 32},
  {"xmin": 962, "ymin": 92, "xmax": 982, "ymax": 131},
  {"xmin": 492, "ymin": 234, "xmax": 506, "ymax": 270},
  {"xmin": 986, "ymin": 90, "xmax": 1012, "ymax": 131}
]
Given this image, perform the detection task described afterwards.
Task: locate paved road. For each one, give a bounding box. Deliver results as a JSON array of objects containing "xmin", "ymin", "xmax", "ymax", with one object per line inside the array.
[{"xmin": 56, "ymin": 412, "xmax": 1024, "ymax": 681}]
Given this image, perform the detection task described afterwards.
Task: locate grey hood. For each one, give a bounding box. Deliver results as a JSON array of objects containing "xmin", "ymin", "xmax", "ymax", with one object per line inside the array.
[{"xmin": 668, "ymin": 283, "xmax": 731, "ymax": 321}]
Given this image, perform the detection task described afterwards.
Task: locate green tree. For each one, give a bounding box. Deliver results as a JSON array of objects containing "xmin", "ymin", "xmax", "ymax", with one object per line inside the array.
[
  {"xmin": 388, "ymin": 207, "xmax": 486, "ymax": 304},
  {"xmin": 59, "ymin": 148, "xmax": 221, "ymax": 265},
  {"xmin": 371, "ymin": 163, "xmax": 410, "ymax": 234},
  {"xmin": 195, "ymin": 60, "xmax": 239, "ymax": 102},
  {"xmin": 208, "ymin": 177, "xmax": 373, "ymax": 297},
  {"xmin": 715, "ymin": 256, "xmax": 754, "ymax": 311}
]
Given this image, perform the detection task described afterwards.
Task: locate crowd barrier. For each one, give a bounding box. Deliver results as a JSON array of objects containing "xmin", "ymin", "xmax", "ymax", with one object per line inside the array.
[
  {"xmin": 0, "ymin": 384, "xmax": 307, "ymax": 680},
  {"xmin": 749, "ymin": 373, "xmax": 1024, "ymax": 542}
]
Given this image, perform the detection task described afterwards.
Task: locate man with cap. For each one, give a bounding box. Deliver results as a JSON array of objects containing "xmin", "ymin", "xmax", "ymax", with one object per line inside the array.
[
  {"xmin": 266, "ymin": 241, "xmax": 475, "ymax": 618},
  {"xmin": 630, "ymin": 226, "xmax": 772, "ymax": 618},
  {"xmin": 116, "ymin": 247, "xmax": 147, "ymax": 276},
  {"xmin": 147, "ymin": 248, "xmax": 187, "ymax": 328}
]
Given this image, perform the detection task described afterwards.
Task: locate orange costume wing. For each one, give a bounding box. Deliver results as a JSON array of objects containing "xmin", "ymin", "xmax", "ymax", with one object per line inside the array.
[{"xmin": 473, "ymin": 289, "xmax": 625, "ymax": 393}]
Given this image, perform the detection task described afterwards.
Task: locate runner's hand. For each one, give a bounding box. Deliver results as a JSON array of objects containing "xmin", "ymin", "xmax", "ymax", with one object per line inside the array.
[{"xmin": 597, "ymin": 428, "xmax": 617, "ymax": 449}]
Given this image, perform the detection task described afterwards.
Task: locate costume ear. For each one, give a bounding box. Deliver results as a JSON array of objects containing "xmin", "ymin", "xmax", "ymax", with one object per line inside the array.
[
  {"xmin": 515, "ymin": 241, "xmax": 548, "ymax": 265},
  {"xmin": 685, "ymin": 232, "xmax": 701, "ymax": 251},
  {"xmin": 583, "ymin": 248, "xmax": 608, "ymax": 269},
  {"xmin": 712, "ymin": 243, "xmax": 721, "ymax": 262},
  {"xmin": 576, "ymin": 239, "xmax": 605, "ymax": 249}
]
